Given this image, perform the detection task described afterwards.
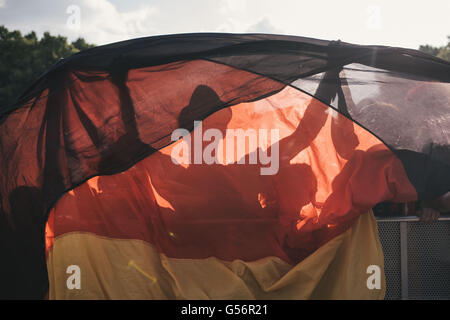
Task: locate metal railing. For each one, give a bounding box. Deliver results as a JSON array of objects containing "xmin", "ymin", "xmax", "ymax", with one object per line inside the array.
[{"xmin": 376, "ymin": 214, "xmax": 450, "ymax": 300}]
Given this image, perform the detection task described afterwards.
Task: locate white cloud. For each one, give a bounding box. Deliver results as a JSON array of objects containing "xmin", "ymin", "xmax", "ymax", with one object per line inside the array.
[
  {"xmin": 247, "ymin": 17, "xmax": 283, "ymax": 34},
  {"xmin": 75, "ymin": 0, "xmax": 157, "ymax": 44},
  {"xmin": 0, "ymin": 0, "xmax": 5, "ymax": 8},
  {"xmin": 0, "ymin": 0, "xmax": 449, "ymax": 49},
  {"xmin": 220, "ymin": 0, "xmax": 247, "ymax": 14},
  {"xmin": 0, "ymin": 0, "xmax": 157, "ymax": 45}
]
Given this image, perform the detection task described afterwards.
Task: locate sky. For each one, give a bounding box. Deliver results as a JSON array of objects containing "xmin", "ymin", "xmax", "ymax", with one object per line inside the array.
[{"xmin": 0, "ymin": 0, "xmax": 449, "ymax": 49}]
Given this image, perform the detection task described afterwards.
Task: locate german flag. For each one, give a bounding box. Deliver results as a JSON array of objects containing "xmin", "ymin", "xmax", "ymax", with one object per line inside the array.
[{"xmin": 1, "ymin": 34, "xmax": 449, "ymax": 299}]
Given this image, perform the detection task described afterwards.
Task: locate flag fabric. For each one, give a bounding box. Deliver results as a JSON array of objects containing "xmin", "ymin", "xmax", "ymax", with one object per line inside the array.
[
  {"xmin": 46, "ymin": 209, "xmax": 385, "ymax": 299},
  {"xmin": 0, "ymin": 33, "xmax": 449, "ymax": 299}
]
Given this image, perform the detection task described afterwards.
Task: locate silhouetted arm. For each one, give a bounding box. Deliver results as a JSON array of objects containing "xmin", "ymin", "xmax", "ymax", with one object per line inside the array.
[{"xmin": 278, "ymin": 67, "xmax": 342, "ymax": 163}]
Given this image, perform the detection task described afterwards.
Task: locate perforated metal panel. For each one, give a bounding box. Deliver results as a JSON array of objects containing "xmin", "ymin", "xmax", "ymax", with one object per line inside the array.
[
  {"xmin": 377, "ymin": 221, "xmax": 402, "ymax": 300},
  {"xmin": 376, "ymin": 218, "xmax": 450, "ymax": 300},
  {"xmin": 407, "ymin": 221, "xmax": 450, "ymax": 299}
]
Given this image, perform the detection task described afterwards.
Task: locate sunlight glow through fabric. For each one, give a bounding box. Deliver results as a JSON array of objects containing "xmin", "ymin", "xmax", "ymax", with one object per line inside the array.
[{"xmin": 1, "ymin": 34, "xmax": 449, "ymax": 299}]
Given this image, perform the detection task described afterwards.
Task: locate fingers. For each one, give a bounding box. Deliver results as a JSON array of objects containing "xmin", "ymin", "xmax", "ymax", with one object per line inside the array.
[
  {"xmin": 431, "ymin": 210, "xmax": 440, "ymax": 222},
  {"xmin": 419, "ymin": 208, "xmax": 440, "ymax": 223}
]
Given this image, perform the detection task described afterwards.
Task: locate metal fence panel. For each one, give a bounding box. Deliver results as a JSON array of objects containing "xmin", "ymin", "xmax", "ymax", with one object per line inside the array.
[{"xmin": 377, "ymin": 219, "xmax": 450, "ymax": 300}]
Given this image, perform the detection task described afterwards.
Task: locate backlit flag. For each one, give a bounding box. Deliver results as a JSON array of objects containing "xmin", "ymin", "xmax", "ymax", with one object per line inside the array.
[{"xmin": 1, "ymin": 34, "xmax": 449, "ymax": 299}]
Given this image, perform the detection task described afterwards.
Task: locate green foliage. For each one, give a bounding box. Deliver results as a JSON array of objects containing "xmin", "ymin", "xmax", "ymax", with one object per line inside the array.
[
  {"xmin": 418, "ymin": 44, "xmax": 440, "ymax": 57},
  {"xmin": 435, "ymin": 36, "xmax": 450, "ymax": 62},
  {"xmin": 419, "ymin": 36, "xmax": 450, "ymax": 62},
  {"xmin": 0, "ymin": 25, "xmax": 95, "ymax": 112},
  {"xmin": 0, "ymin": 25, "xmax": 448, "ymax": 115}
]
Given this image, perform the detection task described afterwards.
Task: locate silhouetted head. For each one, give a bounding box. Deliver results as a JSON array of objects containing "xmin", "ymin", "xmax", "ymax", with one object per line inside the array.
[{"xmin": 178, "ymin": 85, "xmax": 232, "ymax": 133}]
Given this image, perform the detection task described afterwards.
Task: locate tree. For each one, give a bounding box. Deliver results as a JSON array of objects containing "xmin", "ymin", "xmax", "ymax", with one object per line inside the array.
[
  {"xmin": 0, "ymin": 26, "xmax": 95, "ymax": 112},
  {"xmin": 435, "ymin": 36, "xmax": 450, "ymax": 62},
  {"xmin": 419, "ymin": 36, "xmax": 450, "ymax": 62},
  {"xmin": 418, "ymin": 44, "xmax": 440, "ymax": 57}
]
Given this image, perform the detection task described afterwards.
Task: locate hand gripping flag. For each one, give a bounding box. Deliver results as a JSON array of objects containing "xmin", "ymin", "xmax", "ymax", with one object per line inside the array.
[{"xmin": 0, "ymin": 34, "xmax": 449, "ymax": 299}]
